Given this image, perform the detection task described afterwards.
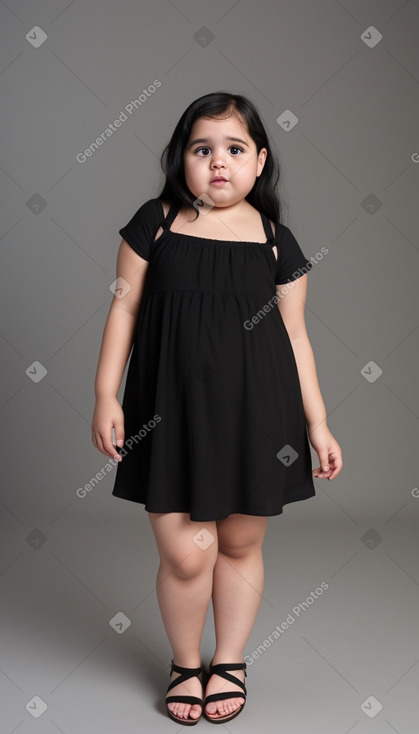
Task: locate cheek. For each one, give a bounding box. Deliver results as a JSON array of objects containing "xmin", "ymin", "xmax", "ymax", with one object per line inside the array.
[
  {"xmin": 185, "ymin": 161, "xmax": 204, "ymax": 181},
  {"xmin": 235, "ymin": 158, "xmax": 256, "ymax": 175}
]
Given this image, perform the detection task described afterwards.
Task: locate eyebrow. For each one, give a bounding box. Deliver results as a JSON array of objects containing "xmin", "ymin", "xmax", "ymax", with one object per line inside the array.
[{"xmin": 187, "ymin": 136, "xmax": 249, "ymax": 149}]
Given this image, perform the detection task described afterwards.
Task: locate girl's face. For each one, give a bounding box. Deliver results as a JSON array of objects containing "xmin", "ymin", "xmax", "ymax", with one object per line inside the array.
[{"xmin": 183, "ymin": 113, "xmax": 267, "ymax": 208}]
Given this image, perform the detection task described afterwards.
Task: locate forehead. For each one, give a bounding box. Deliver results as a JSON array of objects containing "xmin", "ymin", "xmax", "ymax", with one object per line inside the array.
[{"xmin": 188, "ymin": 112, "xmax": 250, "ymax": 140}]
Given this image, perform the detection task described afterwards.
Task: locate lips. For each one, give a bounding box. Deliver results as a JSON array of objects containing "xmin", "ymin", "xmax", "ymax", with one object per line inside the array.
[{"xmin": 211, "ymin": 177, "xmax": 227, "ymax": 182}]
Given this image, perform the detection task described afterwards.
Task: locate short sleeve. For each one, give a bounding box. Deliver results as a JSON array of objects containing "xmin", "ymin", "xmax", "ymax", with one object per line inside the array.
[
  {"xmin": 118, "ymin": 198, "xmax": 162, "ymax": 261},
  {"xmin": 274, "ymin": 224, "xmax": 314, "ymax": 285}
]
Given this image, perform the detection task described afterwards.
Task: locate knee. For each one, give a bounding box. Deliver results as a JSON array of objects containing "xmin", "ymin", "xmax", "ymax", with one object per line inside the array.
[
  {"xmin": 218, "ymin": 537, "xmax": 262, "ymax": 559},
  {"xmin": 216, "ymin": 516, "xmax": 268, "ymax": 559},
  {"xmin": 163, "ymin": 548, "xmax": 215, "ymax": 581}
]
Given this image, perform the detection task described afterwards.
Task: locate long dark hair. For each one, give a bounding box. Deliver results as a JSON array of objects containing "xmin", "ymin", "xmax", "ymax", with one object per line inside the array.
[{"xmin": 158, "ymin": 91, "xmax": 283, "ymax": 224}]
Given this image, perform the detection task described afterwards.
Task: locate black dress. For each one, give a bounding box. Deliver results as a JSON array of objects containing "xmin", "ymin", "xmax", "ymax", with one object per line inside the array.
[{"xmin": 111, "ymin": 197, "xmax": 316, "ymax": 521}]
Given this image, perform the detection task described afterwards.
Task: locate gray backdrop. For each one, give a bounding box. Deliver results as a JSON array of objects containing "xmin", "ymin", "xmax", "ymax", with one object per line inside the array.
[{"xmin": 1, "ymin": 0, "xmax": 418, "ymax": 732}]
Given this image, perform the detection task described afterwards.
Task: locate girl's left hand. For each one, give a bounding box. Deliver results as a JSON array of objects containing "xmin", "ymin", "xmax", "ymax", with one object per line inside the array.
[{"xmin": 308, "ymin": 424, "xmax": 343, "ymax": 481}]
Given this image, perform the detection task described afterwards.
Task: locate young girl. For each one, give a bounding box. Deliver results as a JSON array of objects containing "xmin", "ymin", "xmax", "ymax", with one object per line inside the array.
[{"xmin": 91, "ymin": 91, "xmax": 342, "ymax": 725}]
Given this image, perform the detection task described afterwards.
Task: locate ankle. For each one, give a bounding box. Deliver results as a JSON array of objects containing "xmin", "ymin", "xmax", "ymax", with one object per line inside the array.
[
  {"xmin": 172, "ymin": 655, "xmax": 202, "ymax": 669},
  {"xmin": 211, "ymin": 653, "xmax": 245, "ymax": 665}
]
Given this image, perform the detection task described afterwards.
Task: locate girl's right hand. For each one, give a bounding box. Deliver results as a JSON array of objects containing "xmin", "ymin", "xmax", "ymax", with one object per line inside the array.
[{"xmin": 91, "ymin": 396, "xmax": 125, "ymax": 461}]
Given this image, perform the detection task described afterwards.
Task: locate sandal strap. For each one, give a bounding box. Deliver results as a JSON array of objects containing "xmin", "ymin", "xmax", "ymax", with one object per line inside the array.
[
  {"xmin": 208, "ymin": 662, "xmax": 247, "ymax": 694},
  {"xmin": 166, "ymin": 659, "xmax": 202, "ymax": 693},
  {"xmin": 165, "ymin": 695, "xmax": 203, "ymax": 705},
  {"xmin": 204, "ymin": 691, "xmax": 246, "ymax": 705},
  {"xmin": 209, "ymin": 662, "xmax": 247, "ymax": 676}
]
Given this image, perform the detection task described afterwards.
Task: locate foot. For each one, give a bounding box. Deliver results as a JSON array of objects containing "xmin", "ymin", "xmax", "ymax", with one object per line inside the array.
[
  {"xmin": 204, "ymin": 658, "xmax": 246, "ymax": 720},
  {"xmin": 166, "ymin": 665, "xmax": 203, "ymax": 722}
]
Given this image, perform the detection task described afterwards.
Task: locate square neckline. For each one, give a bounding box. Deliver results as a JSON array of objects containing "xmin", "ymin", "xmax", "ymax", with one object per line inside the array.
[{"xmin": 158, "ymin": 199, "xmax": 277, "ymax": 247}]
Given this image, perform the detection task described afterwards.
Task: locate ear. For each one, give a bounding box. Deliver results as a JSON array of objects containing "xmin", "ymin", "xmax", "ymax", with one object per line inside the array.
[{"xmin": 256, "ymin": 148, "xmax": 267, "ymax": 176}]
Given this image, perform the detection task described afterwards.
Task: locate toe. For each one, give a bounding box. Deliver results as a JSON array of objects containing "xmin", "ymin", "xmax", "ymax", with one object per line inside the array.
[
  {"xmin": 168, "ymin": 702, "xmax": 187, "ymax": 719},
  {"xmin": 189, "ymin": 704, "xmax": 202, "ymax": 719},
  {"xmin": 207, "ymin": 697, "xmax": 244, "ymax": 718},
  {"xmin": 206, "ymin": 700, "xmax": 227, "ymax": 718},
  {"xmin": 180, "ymin": 704, "xmax": 191, "ymax": 719},
  {"xmin": 168, "ymin": 701, "xmax": 202, "ymax": 721}
]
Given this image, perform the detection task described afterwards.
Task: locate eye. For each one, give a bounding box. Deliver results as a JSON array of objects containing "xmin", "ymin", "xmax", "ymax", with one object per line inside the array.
[{"xmin": 194, "ymin": 146, "xmax": 244, "ymax": 156}]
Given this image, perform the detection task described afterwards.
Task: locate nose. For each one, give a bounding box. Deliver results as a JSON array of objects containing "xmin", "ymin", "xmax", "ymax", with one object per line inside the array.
[
  {"xmin": 211, "ymin": 161, "xmax": 227, "ymax": 175},
  {"xmin": 210, "ymin": 147, "xmax": 227, "ymax": 169}
]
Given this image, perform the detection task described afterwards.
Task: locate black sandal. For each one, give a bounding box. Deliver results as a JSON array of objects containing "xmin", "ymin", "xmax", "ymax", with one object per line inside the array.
[
  {"xmin": 165, "ymin": 659, "xmax": 203, "ymax": 726},
  {"xmin": 202, "ymin": 660, "xmax": 247, "ymax": 724}
]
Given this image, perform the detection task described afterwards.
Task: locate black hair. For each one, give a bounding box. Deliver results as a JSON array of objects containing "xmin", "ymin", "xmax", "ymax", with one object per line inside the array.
[{"xmin": 158, "ymin": 91, "xmax": 283, "ymax": 224}]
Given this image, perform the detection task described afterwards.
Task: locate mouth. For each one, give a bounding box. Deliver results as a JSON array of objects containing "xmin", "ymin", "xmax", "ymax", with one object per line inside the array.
[{"xmin": 211, "ymin": 177, "xmax": 228, "ymax": 183}]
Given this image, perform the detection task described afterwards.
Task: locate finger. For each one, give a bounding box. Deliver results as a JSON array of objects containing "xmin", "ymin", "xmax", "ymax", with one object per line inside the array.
[
  {"xmin": 319, "ymin": 450, "xmax": 329, "ymax": 468},
  {"xmin": 94, "ymin": 430, "xmax": 106, "ymax": 456},
  {"xmin": 95, "ymin": 428, "xmax": 119, "ymax": 461},
  {"xmin": 114, "ymin": 421, "xmax": 125, "ymax": 454},
  {"xmin": 103, "ymin": 431, "xmax": 122, "ymax": 461},
  {"xmin": 318, "ymin": 453, "xmax": 331, "ymax": 475},
  {"xmin": 312, "ymin": 466, "xmax": 331, "ymax": 478},
  {"xmin": 92, "ymin": 429, "xmax": 103, "ymax": 453},
  {"xmin": 328, "ymin": 456, "xmax": 343, "ymax": 479}
]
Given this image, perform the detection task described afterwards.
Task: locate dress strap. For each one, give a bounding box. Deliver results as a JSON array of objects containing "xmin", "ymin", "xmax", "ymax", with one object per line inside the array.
[
  {"xmin": 260, "ymin": 211, "xmax": 276, "ymax": 243},
  {"xmin": 160, "ymin": 200, "xmax": 180, "ymax": 230},
  {"xmin": 160, "ymin": 201, "xmax": 276, "ymax": 242}
]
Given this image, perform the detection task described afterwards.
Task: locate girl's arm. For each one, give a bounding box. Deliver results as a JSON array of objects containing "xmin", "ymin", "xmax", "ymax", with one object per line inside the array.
[
  {"xmin": 276, "ymin": 275, "xmax": 343, "ymax": 480},
  {"xmin": 94, "ymin": 307, "xmax": 137, "ymax": 398},
  {"xmin": 92, "ymin": 240, "xmax": 149, "ymax": 457},
  {"xmin": 288, "ymin": 334, "xmax": 327, "ymax": 431},
  {"xmin": 276, "ymin": 275, "xmax": 325, "ymax": 429}
]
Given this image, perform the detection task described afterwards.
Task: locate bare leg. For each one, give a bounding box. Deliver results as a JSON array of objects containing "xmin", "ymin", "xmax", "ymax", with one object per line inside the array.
[
  {"xmin": 148, "ymin": 512, "xmax": 218, "ymax": 721},
  {"xmin": 204, "ymin": 514, "xmax": 268, "ymax": 719}
]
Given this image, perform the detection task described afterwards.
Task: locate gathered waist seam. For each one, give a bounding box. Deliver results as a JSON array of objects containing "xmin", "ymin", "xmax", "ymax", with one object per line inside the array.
[{"xmin": 145, "ymin": 289, "xmax": 276, "ymax": 299}]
